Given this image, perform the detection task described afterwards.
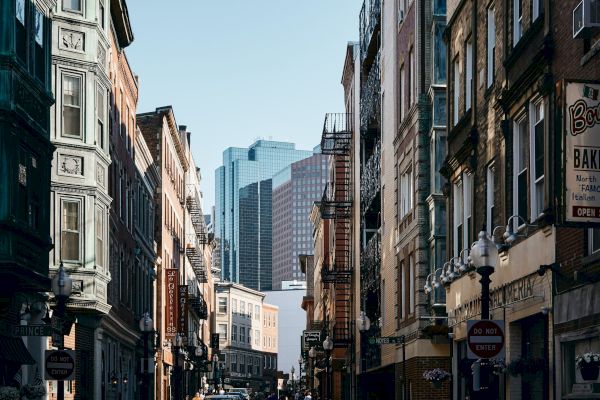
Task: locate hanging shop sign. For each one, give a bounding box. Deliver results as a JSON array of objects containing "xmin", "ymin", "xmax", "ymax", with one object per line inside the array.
[
  {"xmin": 165, "ymin": 268, "xmax": 178, "ymax": 338},
  {"xmin": 565, "ymin": 81, "xmax": 600, "ymax": 223},
  {"xmin": 178, "ymin": 285, "xmax": 188, "ymax": 335}
]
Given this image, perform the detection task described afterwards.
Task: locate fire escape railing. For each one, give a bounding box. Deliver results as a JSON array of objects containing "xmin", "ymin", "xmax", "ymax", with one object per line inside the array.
[
  {"xmin": 186, "ymin": 184, "xmax": 207, "ymax": 245},
  {"xmin": 361, "ymin": 233, "xmax": 381, "ymax": 294},
  {"xmin": 360, "ymin": 52, "xmax": 381, "ymax": 134},
  {"xmin": 360, "ymin": 232, "xmax": 382, "ymax": 368},
  {"xmin": 321, "ymin": 113, "xmax": 353, "ymax": 156},
  {"xmin": 359, "ymin": 0, "xmax": 381, "ymax": 62},
  {"xmin": 188, "ymin": 292, "xmax": 208, "ymax": 320},
  {"xmin": 360, "ymin": 139, "xmax": 381, "ymax": 214},
  {"xmin": 186, "ymin": 233, "xmax": 208, "ymax": 283}
]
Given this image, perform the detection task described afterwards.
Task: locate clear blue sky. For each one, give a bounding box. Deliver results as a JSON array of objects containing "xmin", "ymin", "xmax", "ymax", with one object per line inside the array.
[{"xmin": 127, "ymin": 0, "xmax": 361, "ymax": 210}]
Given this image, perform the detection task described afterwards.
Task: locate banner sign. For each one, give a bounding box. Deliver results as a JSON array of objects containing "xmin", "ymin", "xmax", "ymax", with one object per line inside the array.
[
  {"xmin": 165, "ymin": 268, "xmax": 178, "ymax": 338},
  {"xmin": 565, "ymin": 82, "xmax": 600, "ymax": 223},
  {"xmin": 303, "ymin": 330, "xmax": 322, "ymax": 349},
  {"xmin": 178, "ymin": 285, "xmax": 188, "ymax": 335}
]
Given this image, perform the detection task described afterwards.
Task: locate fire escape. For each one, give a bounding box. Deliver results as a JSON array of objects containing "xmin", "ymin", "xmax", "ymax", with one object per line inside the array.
[
  {"xmin": 359, "ymin": 0, "xmax": 382, "ymax": 370},
  {"xmin": 320, "ymin": 113, "xmax": 353, "ymax": 347},
  {"xmin": 186, "ymin": 185, "xmax": 208, "ymax": 283}
]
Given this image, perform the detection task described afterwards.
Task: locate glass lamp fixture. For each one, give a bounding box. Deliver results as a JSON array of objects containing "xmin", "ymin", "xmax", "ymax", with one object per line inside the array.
[{"xmin": 471, "ymin": 231, "xmax": 499, "ymax": 270}]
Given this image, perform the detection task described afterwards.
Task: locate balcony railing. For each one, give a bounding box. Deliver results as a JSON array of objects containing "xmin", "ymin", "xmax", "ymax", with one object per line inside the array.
[
  {"xmin": 360, "ymin": 52, "xmax": 381, "ymax": 133},
  {"xmin": 186, "ymin": 233, "xmax": 207, "ymax": 283},
  {"xmin": 359, "ymin": 0, "xmax": 381, "ymax": 62},
  {"xmin": 361, "ymin": 233, "xmax": 381, "ymax": 291},
  {"xmin": 320, "ymin": 182, "xmax": 352, "ymax": 220},
  {"xmin": 321, "ymin": 113, "xmax": 352, "ymax": 156},
  {"xmin": 360, "ymin": 139, "xmax": 381, "ymax": 213},
  {"xmin": 189, "ymin": 293, "xmax": 208, "ymax": 320}
]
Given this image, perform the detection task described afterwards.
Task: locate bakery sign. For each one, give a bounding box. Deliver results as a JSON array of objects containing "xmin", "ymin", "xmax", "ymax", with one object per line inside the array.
[
  {"xmin": 565, "ymin": 82, "xmax": 600, "ymax": 223},
  {"xmin": 165, "ymin": 268, "xmax": 178, "ymax": 338}
]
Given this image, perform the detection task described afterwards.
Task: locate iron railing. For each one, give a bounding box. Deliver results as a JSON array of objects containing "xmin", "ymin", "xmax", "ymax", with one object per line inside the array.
[
  {"xmin": 360, "ymin": 51, "xmax": 381, "ymax": 133},
  {"xmin": 361, "ymin": 233, "xmax": 381, "ymax": 291},
  {"xmin": 321, "ymin": 113, "xmax": 352, "ymax": 156},
  {"xmin": 360, "ymin": 139, "xmax": 381, "ymax": 213},
  {"xmin": 188, "ymin": 293, "xmax": 208, "ymax": 320},
  {"xmin": 186, "ymin": 184, "xmax": 207, "ymax": 244},
  {"xmin": 186, "ymin": 233, "xmax": 207, "ymax": 283},
  {"xmin": 359, "ymin": 0, "xmax": 381, "ymax": 61}
]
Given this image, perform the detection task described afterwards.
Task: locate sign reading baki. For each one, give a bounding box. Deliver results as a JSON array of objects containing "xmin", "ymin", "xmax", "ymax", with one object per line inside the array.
[{"xmin": 566, "ymin": 82, "xmax": 600, "ymax": 222}]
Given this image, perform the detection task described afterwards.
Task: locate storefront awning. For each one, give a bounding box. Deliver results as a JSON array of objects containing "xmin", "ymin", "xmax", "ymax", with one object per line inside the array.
[{"xmin": 0, "ymin": 336, "xmax": 35, "ymax": 365}]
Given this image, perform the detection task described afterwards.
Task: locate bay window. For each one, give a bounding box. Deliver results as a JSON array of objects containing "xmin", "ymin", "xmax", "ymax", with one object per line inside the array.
[
  {"xmin": 61, "ymin": 200, "xmax": 80, "ymax": 261},
  {"xmin": 433, "ymin": 22, "xmax": 447, "ymax": 84},
  {"xmin": 63, "ymin": 74, "xmax": 82, "ymax": 137},
  {"xmin": 96, "ymin": 207, "xmax": 104, "ymax": 268},
  {"xmin": 97, "ymin": 86, "xmax": 106, "ymax": 150}
]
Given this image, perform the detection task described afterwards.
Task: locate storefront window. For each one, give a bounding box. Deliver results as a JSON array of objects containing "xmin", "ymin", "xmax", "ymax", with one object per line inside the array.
[{"xmin": 562, "ymin": 336, "xmax": 600, "ymax": 396}]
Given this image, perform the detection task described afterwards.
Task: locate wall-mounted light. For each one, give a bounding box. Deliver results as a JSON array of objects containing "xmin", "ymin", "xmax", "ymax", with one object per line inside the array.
[
  {"xmin": 122, "ymin": 375, "xmax": 128, "ymax": 385},
  {"xmin": 110, "ymin": 372, "xmax": 118, "ymax": 387}
]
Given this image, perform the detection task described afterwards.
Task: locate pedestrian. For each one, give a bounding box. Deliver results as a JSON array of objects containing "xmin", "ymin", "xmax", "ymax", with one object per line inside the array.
[
  {"xmin": 192, "ymin": 392, "xmax": 201, "ymax": 400},
  {"xmin": 304, "ymin": 390, "xmax": 312, "ymax": 400}
]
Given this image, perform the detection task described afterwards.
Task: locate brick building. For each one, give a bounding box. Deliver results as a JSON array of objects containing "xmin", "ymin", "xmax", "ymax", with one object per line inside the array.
[{"xmin": 441, "ymin": 0, "xmax": 598, "ymax": 399}]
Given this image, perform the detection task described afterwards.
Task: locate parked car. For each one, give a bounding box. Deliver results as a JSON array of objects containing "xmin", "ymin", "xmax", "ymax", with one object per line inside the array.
[{"xmin": 229, "ymin": 388, "xmax": 250, "ymax": 399}]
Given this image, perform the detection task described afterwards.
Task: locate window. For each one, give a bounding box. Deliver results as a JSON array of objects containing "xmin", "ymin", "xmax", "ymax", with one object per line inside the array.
[
  {"xmin": 409, "ymin": 255, "xmax": 415, "ymax": 314},
  {"xmin": 399, "ymin": 65, "xmax": 405, "ymax": 121},
  {"xmin": 433, "ymin": 22, "xmax": 447, "ymax": 84},
  {"xmin": 401, "ymin": 264, "xmax": 406, "ymax": 319},
  {"xmin": 399, "ymin": 167, "xmax": 413, "ymax": 218},
  {"xmin": 232, "ymin": 299, "xmax": 237, "ymax": 314},
  {"xmin": 96, "ymin": 86, "xmax": 106, "ymax": 150},
  {"xmin": 533, "ymin": 0, "xmax": 542, "ymax": 21},
  {"xmin": 514, "ymin": 116, "xmax": 529, "ymax": 229},
  {"xmin": 487, "ymin": 7, "xmax": 496, "ymax": 88},
  {"xmin": 465, "ymin": 40, "xmax": 473, "ymax": 111},
  {"xmin": 15, "ymin": 0, "xmax": 26, "ymax": 62},
  {"xmin": 96, "ymin": 207, "xmax": 104, "ymax": 267},
  {"xmin": 248, "ymin": 328, "xmax": 252, "ymax": 344},
  {"xmin": 249, "ymin": 303, "xmax": 253, "ymax": 319},
  {"xmin": 61, "ymin": 201, "xmax": 80, "ymax": 261},
  {"xmin": 431, "ymin": 132, "xmax": 447, "ymax": 193},
  {"xmin": 218, "ymin": 324, "xmax": 227, "ymax": 339},
  {"xmin": 99, "ymin": 1, "xmax": 105, "ymax": 30},
  {"xmin": 232, "ymin": 325, "xmax": 237, "ymax": 342},
  {"xmin": 240, "ymin": 301, "xmax": 246, "ymax": 316},
  {"xmin": 218, "ymin": 297, "xmax": 227, "ymax": 314},
  {"xmin": 34, "ymin": 8, "xmax": 45, "ymax": 82},
  {"xmin": 486, "ymin": 164, "xmax": 495, "ymax": 234},
  {"xmin": 513, "ymin": 0, "xmax": 522, "ymax": 46},
  {"xmin": 433, "ymin": 0, "xmax": 446, "ymax": 15},
  {"xmin": 398, "ymin": 0, "xmax": 407, "ymax": 21},
  {"xmin": 453, "ymin": 56, "xmax": 460, "ymax": 125},
  {"xmin": 63, "ymin": 0, "xmax": 81, "ymax": 12},
  {"xmin": 453, "ymin": 173, "xmax": 473, "ymax": 257},
  {"xmin": 409, "ymin": 48, "xmax": 415, "ymax": 106},
  {"xmin": 240, "ymin": 327, "xmax": 246, "ymax": 343},
  {"xmin": 255, "ymin": 329, "xmax": 260, "ymax": 346},
  {"xmin": 63, "ymin": 75, "xmax": 82, "ymax": 137},
  {"xmin": 255, "ymin": 305, "xmax": 260, "ymax": 320},
  {"xmin": 531, "ymin": 100, "xmax": 545, "ymax": 218},
  {"xmin": 589, "ymin": 229, "xmax": 600, "ymax": 255}
]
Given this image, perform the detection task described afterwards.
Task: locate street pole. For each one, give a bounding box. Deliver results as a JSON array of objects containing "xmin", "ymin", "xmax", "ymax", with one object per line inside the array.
[
  {"xmin": 52, "ymin": 263, "xmax": 71, "ymax": 400},
  {"xmin": 478, "ymin": 266, "xmax": 493, "ymax": 320},
  {"xmin": 142, "ymin": 332, "xmax": 149, "ymax": 400},
  {"xmin": 57, "ymin": 298, "xmax": 65, "ymax": 400},
  {"xmin": 402, "ymin": 336, "xmax": 408, "ymax": 400}
]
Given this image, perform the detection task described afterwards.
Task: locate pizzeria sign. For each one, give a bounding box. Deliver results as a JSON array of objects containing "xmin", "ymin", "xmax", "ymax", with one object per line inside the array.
[{"xmin": 565, "ymin": 82, "xmax": 600, "ymax": 223}]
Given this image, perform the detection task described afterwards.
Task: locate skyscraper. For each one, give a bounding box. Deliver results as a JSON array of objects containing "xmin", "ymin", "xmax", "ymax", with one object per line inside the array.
[
  {"xmin": 215, "ymin": 140, "xmax": 313, "ymax": 290},
  {"xmin": 272, "ymin": 151, "xmax": 329, "ymax": 289}
]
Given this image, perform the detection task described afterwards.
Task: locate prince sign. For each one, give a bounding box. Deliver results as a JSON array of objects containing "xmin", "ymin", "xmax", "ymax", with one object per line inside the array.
[{"xmin": 566, "ymin": 82, "xmax": 600, "ymax": 223}]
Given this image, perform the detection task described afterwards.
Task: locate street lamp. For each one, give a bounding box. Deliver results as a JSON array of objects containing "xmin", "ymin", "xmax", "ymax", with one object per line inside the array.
[
  {"xmin": 298, "ymin": 357, "xmax": 304, "ymax": 391},
  {"xmin": 470, "ymin": 231, "xmax": 499, "ymax": 320},
  {"xmin": 291, "ymin": 365, "xmax": 295, "ymax": 393},
  {"xmin": 51, "ymin": 262, "xmax": 72, "ymax": 400},
  {"xmin": 322, "ymin": 336, "xmax": 333, "ymax": 400},
  {"xmin": 173, "ymin": 333, "xmax": 184, "ymax": 400},
  {"xmin": 139, "ymin": 311, "xmax": 154, "ymax": 400},
  {"xmin": 308, "ymin": 346, "xmax": 316, "ymax": 396}
]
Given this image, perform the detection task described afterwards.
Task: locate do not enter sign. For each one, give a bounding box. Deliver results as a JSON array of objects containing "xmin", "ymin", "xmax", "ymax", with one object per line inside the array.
[
  {"xmin": 467, "ymin": 320, "xmax": 505, "ymax": 359},
  {"xmin": 45, "ymin": 350, "xmax": 76, "ymax": 381}
]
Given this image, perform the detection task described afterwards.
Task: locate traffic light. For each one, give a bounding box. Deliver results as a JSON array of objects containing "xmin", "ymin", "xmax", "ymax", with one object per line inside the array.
[{"xmin": 210, "ymin": 333, "xmax": 220, "ymax": 349}]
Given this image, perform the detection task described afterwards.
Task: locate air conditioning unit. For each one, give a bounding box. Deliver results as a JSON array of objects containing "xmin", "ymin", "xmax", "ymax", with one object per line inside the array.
[{"xmin": 573, "ymin": 0, "xmax": 600, "ymax": 38}]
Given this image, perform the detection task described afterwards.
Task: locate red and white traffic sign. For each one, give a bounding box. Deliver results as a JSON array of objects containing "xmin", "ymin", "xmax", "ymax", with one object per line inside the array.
[{"xmin": 467, "ymin": 320, "xmax": 505, "ymax": 359}]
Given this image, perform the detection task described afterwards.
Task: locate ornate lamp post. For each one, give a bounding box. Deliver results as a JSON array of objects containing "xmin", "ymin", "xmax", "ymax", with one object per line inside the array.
[
  {"xmin": 298, "ymin": 357, "xmax": 304, "ymax": 391},
  {"xmin": 173, "ymin": 333, "xmax": 183, "ymax": 400},
  {"xmin": 51, "ymin": 262, "xmax": 72, "ymax": 400},
  {"xmin": 139, "ymin": 312, "xmax": 154, "ymax": 400},
  {"xmin": 323, "ymin": 336, "xmax": 334, "ymax": 400},
  {"xmin": 308, "ymin": 346, "xmax": 316, "ymax": 396},
  {"xmin": 291, "ymin": 365, "xmax": 295, "ymax": 393}
]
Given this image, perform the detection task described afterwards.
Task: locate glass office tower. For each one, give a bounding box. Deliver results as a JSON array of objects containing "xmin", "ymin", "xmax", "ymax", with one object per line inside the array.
[{"xmin": 215, "ymin": 140, "xmax": 312, "ymax": 290}]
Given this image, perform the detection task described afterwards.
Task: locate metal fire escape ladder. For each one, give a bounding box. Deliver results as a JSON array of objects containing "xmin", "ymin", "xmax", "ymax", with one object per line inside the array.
[
  {"xmin": 320, "ymin": 113, "xmax": 353, "ymax": 347},
  {"xmin": 185, "ymin": 184, "xmax": 208, "ymax": 283},
  {"xmin": 186, "ymin": 185, "xmax": 207, "ymax": 245}
]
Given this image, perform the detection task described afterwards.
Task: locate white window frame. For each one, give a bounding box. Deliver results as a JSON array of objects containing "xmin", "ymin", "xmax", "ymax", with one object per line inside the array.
[
  {"xmin": 218, "ymin": 297, "xmax": 227, "ymax": 314},
  {"xmin": 465, "ymin": 40, "xmax": 473, "ymax": 111},
  {"xmin": 61, "ymin": 198, "xmax": 82, "ymax": 262},
  {"xmin": 513, "ymin": 0, "xmax": 522, "ymax": 46},
  {"xmin": 399, "ymin": 165, "xmax": 413, "ymax": 218},
  {"xmin": 530, "ymin": 98, "xmax": 545, "ymax": 219},
  {"xmin": 487, "ymin": 7, "xmax": 496, "ymax": 88},
  {"xmin": 513, "ymin": 115, "xmax": 529, "ymax": 230},
  {"xmin": 486, "ymin": 164, "xmax": 495, "ymax": 235},
  {"xmin": 453, "ymin": 56, "xmax": 460, "ymax": 126},
  {"xmin": 62, "ymin": 0, "xmax": 82, "ymax": 14},
  {"xmin": 62, "ymin": 73, "xmax": 83, "ymax": 138}
]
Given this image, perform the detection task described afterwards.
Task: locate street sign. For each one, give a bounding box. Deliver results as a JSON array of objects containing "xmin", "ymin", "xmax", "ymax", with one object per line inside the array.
[
  {"xmin": 467, "ymin": 320, "xmax": 505, "ymax": 359},
  {"xmin": 45, "ymin": 350, "xmax": 75, "ymax": 381},
  {"xmin": 368, "ymin": 336, "xmax": 405, "ymax": 345},
  {"xmin": 303, "ymin": 330, "xmax": 322, "ymax": 348},
  {"xmin": 12, "ymin": 324, "xmax": 52, "ymax": 336}
]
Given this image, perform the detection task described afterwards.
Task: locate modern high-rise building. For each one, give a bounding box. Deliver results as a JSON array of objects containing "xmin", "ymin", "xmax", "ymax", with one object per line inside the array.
[
  {"xmin": 272, "ymin": 151, "xmax": 329, "ymax": 289},
  {"xmin": 215, "ymin": 140, "xmax": 313, "ymax": 291}
]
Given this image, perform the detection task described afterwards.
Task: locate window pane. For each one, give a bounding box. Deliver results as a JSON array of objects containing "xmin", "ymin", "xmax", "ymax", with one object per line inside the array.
[
  {"xmin": 34, "ymin": 9, "xmax": 43, "ymax": 45},
  {"xmin": 64, "ymin": 76, "xmax": 80, "ymax": 106},
  {"xmin": 96, "ymin": 208, "xmax": 103, "ymax": 267},
  {"xmin": 63, "ymin": 0, "xmax": 81, "ymax": 11},
  {"xmin": 593, "ymin": 229, "xmax": 600, "ymax": 254},
  {"xmin": 62, "ymin": 202, "xmax": 79, "ymax": 260},
  {"xmin": 433, "ymin": 92, "xmax": 446, "ymax": 126},
  {"xmin": 16, "ymin": 0, "xmax": 25, "ymax": 24},
  {"xmin": 518, "ymin": 171, "xmax": 528, "ymax": 222}
]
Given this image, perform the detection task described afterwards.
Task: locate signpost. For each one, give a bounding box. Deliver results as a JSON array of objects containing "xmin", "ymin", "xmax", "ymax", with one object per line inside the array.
[
  {"xmin": 467, "ymin": 320, "xmax": 505, "ymax": 359},
  {"xmin": 45, "ymin": 350, "xmax": 76, "ymax": 381},
  {"xmin": 368, "ymin": 336, "xmax": 405, "ymax": 345},
  {"xmin": 12, "ymin": 324, "xmax": 52, "ymax": 336},
  {"xmin": 51, "ymin": 316, "xmax": 64, "ymax": 348}
]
